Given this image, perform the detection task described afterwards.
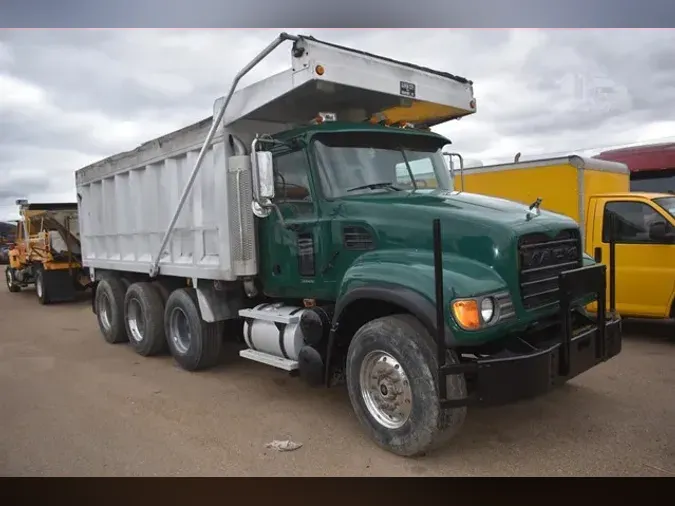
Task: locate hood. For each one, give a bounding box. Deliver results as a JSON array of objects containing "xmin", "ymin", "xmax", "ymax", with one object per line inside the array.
[
  {"xmin": 339, "ymin": 189, "xmax": 577, "ymax": 233},
  {"xmin": 333, "ymin": 189, "xmax": 580, "ymax": 289}
]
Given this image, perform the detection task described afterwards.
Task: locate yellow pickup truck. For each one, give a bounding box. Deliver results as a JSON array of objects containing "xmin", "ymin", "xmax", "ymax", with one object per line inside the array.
[{"xmin": 454, "ymin": 155, "xmax": 675, "ymax": 322}]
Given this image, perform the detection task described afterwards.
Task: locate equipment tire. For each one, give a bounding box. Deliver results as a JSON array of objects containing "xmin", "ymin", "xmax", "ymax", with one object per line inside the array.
[
  {"xmin": 164, "ymin": 288, "xmax": 223, "ymax": 371},
  {"xmin": 35, "ymin": 268, "xmax": 51, "ymax": 305},
  {"xmin": 5, "ymin": 266, "xmax": 20, "ymax": 293},
  {"xmin": 124, "ymin": 282, "xmax": 167, "ymax": 357},
  {"xmin": 95, "ymin": 277, "xmax": 129, "ymax": 344},
  {"xmin": 346, "ymin": 314, "xmax": 467, "ymax": 457}
]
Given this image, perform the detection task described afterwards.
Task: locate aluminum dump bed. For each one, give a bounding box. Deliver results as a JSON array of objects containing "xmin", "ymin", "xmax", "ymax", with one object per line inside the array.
[{"xmin": 75, "ymin": 33, "xmax": 476, "ymax": 281}]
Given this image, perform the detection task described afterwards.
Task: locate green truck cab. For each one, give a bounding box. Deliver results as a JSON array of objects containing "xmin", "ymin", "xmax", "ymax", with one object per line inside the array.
[
  {"xmin": 77, "ymin": 34, "xmax": 623, "ymax": 457},
  {"xmin": 251, "ymin": 117, "xmax": 622, "ymax": 455}
]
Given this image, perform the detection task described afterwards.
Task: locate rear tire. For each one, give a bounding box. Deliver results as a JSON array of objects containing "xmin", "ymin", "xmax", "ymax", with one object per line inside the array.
[
  {"xmin": 35, "ymin": 269, "xmax": 50, "ymax": 305},
  {"xmin": 5, "ymin": 267, "xmax": 20, "ymax": 293},
  {"xmin": 95, "ymin": 277, "xmax": 129, "ymax": 344},
  {"xmin": 164, "ymin": 288, "xmax": 223, "ymax": 371},
  {"xmin": 346, "ymin": 314, "xmax": 467, "ymax": 457},
  {"xmin": 124, "ymin": 282, "xmax": 167, "ymax": 357}
]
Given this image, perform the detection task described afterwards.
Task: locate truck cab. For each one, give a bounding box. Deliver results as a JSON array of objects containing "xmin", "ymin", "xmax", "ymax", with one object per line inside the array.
[{"xmin": 587, "ymin": 192, "xmax": 675, "ymax": 319}]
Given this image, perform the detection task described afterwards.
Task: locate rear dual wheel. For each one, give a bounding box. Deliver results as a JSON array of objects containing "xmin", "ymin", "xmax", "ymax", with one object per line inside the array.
[
  {"xmin": 94, "ymin": 278, "xmax": 222, "ymax": 370},
  {"xmin": 95, "ymin": 277, "xmax": 128, "ymax": 344},
  {"xmin": 124, "ymin": 282, "xmax": 167, "ymax": 357},
  {"xmin": 164, "ymin": 288, "xmax": 223, "ymax": 371},
  {"xmin": 35, "ymin": 269, "xmax": 51, "ymax": 305}
]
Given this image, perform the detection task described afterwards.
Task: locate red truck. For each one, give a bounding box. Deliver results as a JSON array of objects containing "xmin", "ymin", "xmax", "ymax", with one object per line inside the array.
[{"xmin": 594, "ymin": 142, "xmax": 675, "ymax": 192}]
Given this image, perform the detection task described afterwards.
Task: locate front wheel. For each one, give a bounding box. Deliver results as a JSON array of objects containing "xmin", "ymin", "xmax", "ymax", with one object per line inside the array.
[
  {"xmin": 5, "ymin": 267, "xmax": 20, "ymax": 293},
  {"xmin": 346, "ymin": 314, "xmax": 467, "ymax": 457}
]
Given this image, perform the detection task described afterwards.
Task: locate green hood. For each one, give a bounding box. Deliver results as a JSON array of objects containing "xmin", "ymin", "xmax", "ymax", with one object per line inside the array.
[
  {"xmin": 328, "ymin": 189, "xmax": 583, "ymax": 341},
  {"xmin": 336, "ymin": 189, "xmax": 579, "ymax": 275}
]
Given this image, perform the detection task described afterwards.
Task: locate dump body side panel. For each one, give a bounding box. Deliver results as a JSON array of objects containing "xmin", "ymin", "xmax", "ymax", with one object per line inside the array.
[{"xmin": 76, "ymin": 123, "xmax": 251, "ymax": 281}]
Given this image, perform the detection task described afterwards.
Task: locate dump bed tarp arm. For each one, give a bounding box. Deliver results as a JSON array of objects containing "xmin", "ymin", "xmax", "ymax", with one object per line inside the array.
[{"xmin": 149, "ymin": 32, "xmax": 300, "ymax": 278}]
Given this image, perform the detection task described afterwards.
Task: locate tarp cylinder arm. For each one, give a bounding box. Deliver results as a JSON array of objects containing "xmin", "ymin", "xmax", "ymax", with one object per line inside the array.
[{"xmin": 149, "ymin": 32, "xmax": 300, "ymax": 278}]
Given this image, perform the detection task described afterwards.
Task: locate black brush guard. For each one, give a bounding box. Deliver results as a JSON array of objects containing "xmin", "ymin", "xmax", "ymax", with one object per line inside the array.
[{"xmin": 432, "ymin": 218, "xmax": 623, "ymax": 409}]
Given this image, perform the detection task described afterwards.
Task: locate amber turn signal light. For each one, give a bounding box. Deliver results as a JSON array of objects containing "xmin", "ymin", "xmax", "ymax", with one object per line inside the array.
[{"xmin": 451, "ymin": 299, "xmax": 481, "ymax": 330}]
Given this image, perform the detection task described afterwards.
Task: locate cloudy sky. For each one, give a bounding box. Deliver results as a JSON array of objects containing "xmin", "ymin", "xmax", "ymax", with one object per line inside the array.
[{"xmin": 2, "ymin": 28, "xmax": 675, "ymax": 221}]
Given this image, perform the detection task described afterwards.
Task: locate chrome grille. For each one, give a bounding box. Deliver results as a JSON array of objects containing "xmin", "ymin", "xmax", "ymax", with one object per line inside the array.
[{"xmin": 518, "ymin": 229, "xmax": 582, "ymax": 310}]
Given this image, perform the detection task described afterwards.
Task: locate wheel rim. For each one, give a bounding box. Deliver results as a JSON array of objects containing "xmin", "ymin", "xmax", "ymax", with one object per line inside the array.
[
  {"xmin": 359, "ymin": 350, "xmax": 413, "ymax": 430},
  {"xmin": 169, "ymin": 307, "xmax": 191, "ymax": 355},
  {"xmin": 99, "ymin": 292, "xmax": 112, "ymax": 332},
  {"xmin": 127, "ymin": 298, "xmax": 145, "ymax": 343},
  {"xmin": 6, "ymin": 269, "xmax": 12, "ymax": 289},
  {"xmin": 36, "ymin": 275, "xmax": 43, "ymax": 298}
]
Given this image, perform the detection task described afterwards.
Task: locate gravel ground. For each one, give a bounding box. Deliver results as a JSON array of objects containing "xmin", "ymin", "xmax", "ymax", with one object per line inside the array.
[{"xmin": 0, "ymin": 285, "xmax": 673, "ymax": 476}]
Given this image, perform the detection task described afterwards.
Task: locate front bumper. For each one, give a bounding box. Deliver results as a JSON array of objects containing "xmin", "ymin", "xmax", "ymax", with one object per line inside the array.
[{"xmin": 438, "ymin": 263, "xmax": 623, "ymax": 408}]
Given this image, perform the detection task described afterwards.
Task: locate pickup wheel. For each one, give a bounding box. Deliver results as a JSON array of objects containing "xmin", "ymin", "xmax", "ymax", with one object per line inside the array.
[
  {"xmin": 124, "ymin": 282, "xmax": 168, "ymax": 357},
  {"xmin": 95, "ymin": 277, "xmax": 129, "ymax": 344},
  {"xmin": 5, "ymin": 267, "xmax": 20, "ymax": 293},
  {"xmin": 164, "ymin": 288, "xmax": 223, "ymax": 371},
  {"xmin": 346, "ymin": 314, "xmax": 467, "ymax": 457}
]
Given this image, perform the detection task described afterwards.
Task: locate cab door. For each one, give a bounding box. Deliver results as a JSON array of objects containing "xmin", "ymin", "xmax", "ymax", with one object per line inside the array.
[
  {"xmin": 591, "ymin": 197, "xmax": 675, "ymax": 318},
  {"xmin": 256, "ymin": 148, "xmax": 333, "ymax": 301}
]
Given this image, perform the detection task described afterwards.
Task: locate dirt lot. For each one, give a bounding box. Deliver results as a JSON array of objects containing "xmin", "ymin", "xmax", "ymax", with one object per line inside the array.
[{"xmin": 0, "ymin": 284, "xmax": 673, "ymax": 477}]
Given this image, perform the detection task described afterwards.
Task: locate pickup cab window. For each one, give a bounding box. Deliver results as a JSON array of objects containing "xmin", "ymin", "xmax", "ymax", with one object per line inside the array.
[
  {"xmin": 654, "ymin": 196, "xmax": 675, "ymax": 220},
  {"xmin": 603, "ymin": 201, "xmax": 673, "ymax": 243}
]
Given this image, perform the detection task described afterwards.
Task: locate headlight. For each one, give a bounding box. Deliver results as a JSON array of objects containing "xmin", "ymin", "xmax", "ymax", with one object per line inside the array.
[
  {"xmin": 451, "ymin": 292, "xmax": 514, "ymax": 331},
  {"xmin": 480, "ymin": 297, "xmax": 495, "ymax": 323}
]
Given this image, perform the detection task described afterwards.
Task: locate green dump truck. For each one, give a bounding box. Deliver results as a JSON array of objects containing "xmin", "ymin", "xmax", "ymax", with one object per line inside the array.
[{"xmin": 74, "ymin": 33, "xmax": 623, "ymax": 457}]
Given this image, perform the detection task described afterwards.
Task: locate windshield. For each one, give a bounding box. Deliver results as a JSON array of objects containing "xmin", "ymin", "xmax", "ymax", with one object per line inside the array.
[
  {"xmin": 654, "ymin": 196, "xmax": 675, "ymax": 219},
  {"xmin": 312, "ymin": 131, "xmax": 451, "ymax": 198}
]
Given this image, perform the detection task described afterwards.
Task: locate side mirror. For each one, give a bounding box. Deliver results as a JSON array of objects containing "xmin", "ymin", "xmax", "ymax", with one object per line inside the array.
[
  {"xmin": 255, "ymin": 151, "xmax": 275, "ymax": 200},
  {"xmin": 648, "ymin": 221, "xmax": 669, "ymax": 241}
]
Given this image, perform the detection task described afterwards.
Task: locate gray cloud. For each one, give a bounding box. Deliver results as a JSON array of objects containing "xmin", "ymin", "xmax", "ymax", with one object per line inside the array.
[
  {"xmin": 2, "ymin": 29, "xmax": 675, "ymax": 220},
  {"xmin": 2, "ymin": 0, "xmax": 675, "ymax": 28}
]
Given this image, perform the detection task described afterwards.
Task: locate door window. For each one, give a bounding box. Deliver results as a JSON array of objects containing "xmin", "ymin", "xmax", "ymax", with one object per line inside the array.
[
  {"xmin": 602, "ymin": 201, "xmax": 671, "ymax": 243},
  {"xmin": 273, "ymin": 150, "xmax": 312, "ymax": 202}
]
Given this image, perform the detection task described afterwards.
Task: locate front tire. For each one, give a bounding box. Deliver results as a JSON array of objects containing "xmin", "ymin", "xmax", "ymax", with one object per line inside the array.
[
  {"xmin": 164, "ymin": 288, "xmax": 223, "ymax": 371},
  {"xmin": 5, "ymin": 267, "xmax": 20, "ymax": 293},
  {"xmin": 124, "ymin": 282, "xmax": 167, "ymax": 357},
  {"xmin": 346, "ymin": 314, "xmax": 467, "ymax": 457}
]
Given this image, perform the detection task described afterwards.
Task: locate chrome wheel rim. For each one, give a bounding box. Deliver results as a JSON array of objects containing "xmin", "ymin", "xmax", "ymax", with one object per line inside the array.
[
  {"xmin": 6, "ymin": 269, "xmax": 12, "ymax": 289},
  {"xmin": 359, "ymin": 350, "xmax": 413, "ymax": 430},
  {"xmin": 169, "ymin": 307, "xmax": 191, "ymax": 355},
  {"xmin": 99, "ymin": 292, "xmax": 112, "ymax": 332},
  {"xmin": 36, "ymin": 275, "xmax": 43, "ymax": 298},
  {"xmin": 127, "ymin": 298, "xmax": 145, "ymax": 343}
]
